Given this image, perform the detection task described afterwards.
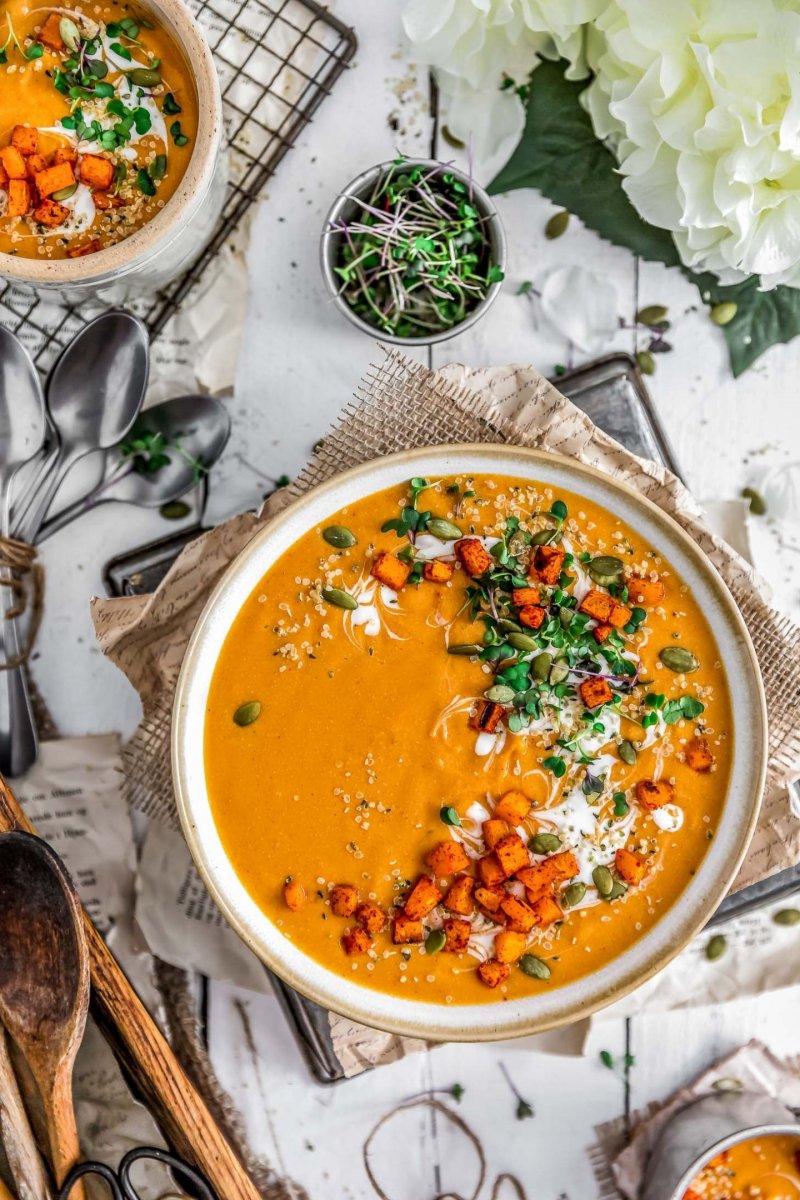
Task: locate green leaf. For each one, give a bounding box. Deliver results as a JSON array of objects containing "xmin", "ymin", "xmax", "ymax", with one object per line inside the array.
[
  {"xmin": 692, "ymin": 271, "xmax": 800, "ymax": 377},
  {"xmin": 489, "ymin": 60, "xmax": 681, "ymax": 268}
]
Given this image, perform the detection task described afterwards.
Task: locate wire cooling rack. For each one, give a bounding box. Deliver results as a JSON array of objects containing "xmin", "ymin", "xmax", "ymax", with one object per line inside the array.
[{"xmin": 0, "ymin": 0, "xmax": 356, "ymax": 370}]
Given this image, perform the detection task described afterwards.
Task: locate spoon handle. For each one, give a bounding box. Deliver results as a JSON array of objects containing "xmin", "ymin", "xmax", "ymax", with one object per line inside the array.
[
  {"xmin": 0, "ymin": 1028, "xmax": 52, "ymax": 1200},
  {"xmin": 40, "ymin": 1072, "xmax": 83, "ymax": 1199},
  {"xmin": 0, "ymin": 781, "xmax": 262, "ymax": 1200}
]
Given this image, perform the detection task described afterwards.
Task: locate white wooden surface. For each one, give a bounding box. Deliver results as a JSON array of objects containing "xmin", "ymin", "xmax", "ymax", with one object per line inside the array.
[{"xmin": 26, "ymin": 3, "xmax": 800, "ymax": 1197}]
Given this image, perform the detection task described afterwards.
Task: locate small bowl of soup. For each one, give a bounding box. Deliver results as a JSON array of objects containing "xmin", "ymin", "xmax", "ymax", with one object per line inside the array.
[
  {"xmin": 172, "ymin": 445, "xmax": 768, "ymax": 1041},
  {"xmin": 0, "ymin": 0, "xmax": 224, "ymax": 300}
]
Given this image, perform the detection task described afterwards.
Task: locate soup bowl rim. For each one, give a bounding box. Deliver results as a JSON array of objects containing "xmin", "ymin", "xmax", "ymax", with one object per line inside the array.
[{"xmin": 172, "ymin": 443, "xmax": 768, "ymax": 1041}]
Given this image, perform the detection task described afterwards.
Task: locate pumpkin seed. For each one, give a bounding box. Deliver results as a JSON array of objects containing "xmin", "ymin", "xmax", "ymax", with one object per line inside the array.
[
  {"xmin": 712, "ymin": 1077, "xmax": 744, "ymax": 1093},
  {"xmin": 636, "ymin": 349, "xmax": 656, "ymax": 376},
  {"xmin": 659, "ymin": 646, "xmax": 699, "ymax": 673},
  {"xmin": 559, "ymin": 608, "xmax": 573, "ymax": 629},
  {"xmin": 51, "ymin": 183, "xmax": 78, "ymax": 201},
  {"xmin": 589, "ymin": 556, "xmax": 623, "ymax": 583},
  {"xmin": 160, "ymin": 500, "xmax": 191, "ymax": 519},
  {"xmin": 128, "ymin": 67, "xmax": 162, "ymax": 87},
  {"xmin": 607, "ymin": 879, "xmax": 628, "ymax": 902},
  {"xmin": 530, "ymin": 832, "xmax": 561, "ymax": 855},
  {"xmin": 532, "ymin": 527, "xmax": 559, "ymax": 546},
  {"xmin": 426, "ymin": 517, "xmax": 462, "ymax": 540},
  {"xmin": 440, "ymin": 806, "xmax": 461, "ymax": 827},
  {"xmin": 507, "ymin": 632, "xmax": 539, "ymax": 652},
  {"xmin": 233, "ymin": 701, "xmax": 261, "ymax": 727},
  {"xmin": 591, "ymin": 573, "xmax": 621, "ymax": 588},
  {"xmin": 592, "ymin": 865, "xmax": 614, "ymax": 897},
  {"xmin": 706, "ymin": 934, "xmax": 727, "ymax": 961},
  {"xmin": 710, "ymin": 301, "xmax": 737, "ymax": 326},
  {"xmin": 618, "ymin": 739, "xmax": 638, "ymax": 766},
  {"xmin": 486, "ymin": 685, "xmax": 515, "ymax": 704},
  {"xmin": 322, "ymin": 587, "xmax": 358, "ymax": 610},
  {"xmin": 563, "ymin": 882, "xmax": 586, "ymax": 907},
  {"xmin": 498, "ymin": 618, "xmax": 522, "ymax": 634},
  {"xmin": 447, "ymin": 643, "xmax": 482, "ymax": 656},
  {"xmin": 545, "ymin": 210, "xmax": 569, "ymax": 240},
  {"xmin": 741, "ymin": 487, "xmax": 766, "ymax": 516},
  {"xmin": 425, "ymin": 929, "xmax": 446, "ymax": 955},
  {"xmin": 322, "ymin": 525, "xmax": 357, "ymax": 548},
  {"xmin": 549, "ymin": 661, "xmax": 570, "ymax": 684},
  {"xmin": 508, "ymin": 530, "xmax": 530, "ymax": 559},
  {"xmin": 773, "ymin": 908, "xmax": 800, "ymax": 926},
  {"xmin": 519, "ymin": 954, "xmax": 551, "ymax": 980},
  {"xmin": 636, "ymin": 304, "xmax": 668, "ymax": 326},
  {"xmin": 59, "ymin": 16, "xmax": 81, "ymax": 49},
  {"xmin": 531, "ymin": 651, "xmax": 552, "ymax": 681}
]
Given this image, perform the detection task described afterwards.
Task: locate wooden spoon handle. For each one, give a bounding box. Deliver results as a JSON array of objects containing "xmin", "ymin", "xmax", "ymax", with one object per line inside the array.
[
  {"xmin": 0, "ymin": 777, "xmax": 262, "ymax": 1200},
  {"xmin": 40, "ymin": 1072, "xmax": 81, "ymax": 1196},
  {"xmin": 0, "ymin": 1177, "xmax": 17, "ymax": 1200},
  {"xmin": 0, "ymin": 1028, "xmax": 51, "ymax": 1200}
]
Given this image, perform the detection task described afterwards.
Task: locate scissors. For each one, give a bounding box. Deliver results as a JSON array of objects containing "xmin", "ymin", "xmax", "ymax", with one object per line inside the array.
[{"xmin": 57, "ymin": 1146, "xmax": 217, "ymax": 1199}]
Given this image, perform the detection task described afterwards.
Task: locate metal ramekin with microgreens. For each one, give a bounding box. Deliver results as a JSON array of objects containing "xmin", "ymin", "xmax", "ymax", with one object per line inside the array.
[{"xmin": 320, "ymin": 157, "xmax": 506, "ymax": 346}]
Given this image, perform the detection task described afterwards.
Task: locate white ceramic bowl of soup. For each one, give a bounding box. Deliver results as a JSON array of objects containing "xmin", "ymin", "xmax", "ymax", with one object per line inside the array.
[
  {"xmin": 0, "ymin": 0, "xmax": 224, "ymax": 302},
  {"xmin": 173, "ymin": 445, "xmax": 768, "ymax": 1042}
]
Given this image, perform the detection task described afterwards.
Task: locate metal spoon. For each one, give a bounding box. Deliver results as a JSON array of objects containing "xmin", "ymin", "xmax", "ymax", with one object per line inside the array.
[
  {"xmin": 38, "ymin": 394, "xmax": 231, "ymax": 541},
  {"xmin": 0, "ymin": 330, "xmax": 47, "ymax": 782},
  {"xmin": 0, "ymin": 831, "xmax": 89, "ymax": 1196}
]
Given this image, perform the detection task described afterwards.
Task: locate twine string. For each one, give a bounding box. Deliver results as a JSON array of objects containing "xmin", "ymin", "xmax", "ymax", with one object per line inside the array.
[{"xmin": 0, "ymin": 534, "xmax": 43, "ymax": 670}]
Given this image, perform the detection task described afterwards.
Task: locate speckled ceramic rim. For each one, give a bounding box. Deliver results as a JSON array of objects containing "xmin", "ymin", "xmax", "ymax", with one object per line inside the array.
[
  {"xmin": 319, "ymin": 159, "xmax": 507, "ymax": 347},
  {"xmin": 0, "ymin": 0, "xmax": 222, "ymax": 285},
  {"xmin": 173, "ymin": 445, "xmax": 768, "ymax": 1042},
  {"xmin": 668, "ymin": 1124, "xmax": 800, "ymax": 1200}
]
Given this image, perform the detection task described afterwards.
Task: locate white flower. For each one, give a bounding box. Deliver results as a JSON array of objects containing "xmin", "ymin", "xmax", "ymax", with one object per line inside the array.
[
  {"xmin": 582, "ymin": 0, "xmax": 800, "ymax": 289},
  {"xmin": 538, "ymin": 266, "xmax": 620, "ymax": 352},
  {"xmin": 402, "ymin": 0, "xmax": 603, "ymax": 159}
]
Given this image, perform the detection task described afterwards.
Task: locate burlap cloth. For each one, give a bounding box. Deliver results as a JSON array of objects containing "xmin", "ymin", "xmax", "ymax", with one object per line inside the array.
[{"xmin": 90, "ymin": 348, "xmax": 800, "ymax": 1081}]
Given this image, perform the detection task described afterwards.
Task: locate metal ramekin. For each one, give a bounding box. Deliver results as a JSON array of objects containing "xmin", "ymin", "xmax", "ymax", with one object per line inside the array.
[
  {"xmin": 642, "ymin": 1091, "xmax": 799, "ymax": 1200},
  {"xmin": 320, "ymin": 158, "xmax": 507, "ymax": 347}
]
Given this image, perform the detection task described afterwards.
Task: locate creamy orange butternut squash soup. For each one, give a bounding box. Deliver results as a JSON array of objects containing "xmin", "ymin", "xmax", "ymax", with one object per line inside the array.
[
  {"xmin": 205, "ymin": 475, "xmax": 733, "ymax": 1006},
  {"xmin": 684, "ymin": 1134, "xmax": 800, "ymax": 1199},
  {"xmin": 0, "ymin": 0, "xmax": 197, "ymax": 259}
]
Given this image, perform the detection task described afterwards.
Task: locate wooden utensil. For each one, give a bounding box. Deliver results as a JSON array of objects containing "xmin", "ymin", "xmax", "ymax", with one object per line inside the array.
[
  {"xmin": 0, "ymin": 775, "xmax": 261, "ymax": 1200},
  {"xmin": 0, "ymin": 833, "xmax": 88, "ymax": 1194},
  {"xmin": 0, "ymin": 1026, "xmax": 51, "ymax": 1200}
]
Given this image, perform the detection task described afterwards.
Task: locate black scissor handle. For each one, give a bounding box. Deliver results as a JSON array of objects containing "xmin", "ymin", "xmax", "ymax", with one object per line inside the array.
[
  {"xmin": 118, "ymin": 1146, "xmax": 217, "ymax": 1200},
  {"xmin": 58, "ymin": 1160, "xmax": 124, "ymax": 1199}
]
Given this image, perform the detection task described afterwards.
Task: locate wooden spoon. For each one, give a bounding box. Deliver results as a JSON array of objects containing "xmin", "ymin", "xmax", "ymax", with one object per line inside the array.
[
  {"xmin": 0, "ymin": 832, "xmax": 89, "ymax": 1195},
  {"xmin": 0, "ymin": 1026, "xmax": 51, "ymax": 1200}
]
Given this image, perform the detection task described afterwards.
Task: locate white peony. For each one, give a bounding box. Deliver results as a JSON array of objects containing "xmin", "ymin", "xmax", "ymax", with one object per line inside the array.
[
  {"xmin": 402, "ymin": 0, "xmax": 604, "ymax": 158},
  {"xmin": 582, "ymin": 0, "xmax": 800, "ymax": 289}
]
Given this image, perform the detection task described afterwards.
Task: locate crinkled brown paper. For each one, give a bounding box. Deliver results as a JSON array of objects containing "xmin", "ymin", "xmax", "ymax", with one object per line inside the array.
[{"xmin": 91, "ymin": 349, "xmax": 800, "ymax": 1070}]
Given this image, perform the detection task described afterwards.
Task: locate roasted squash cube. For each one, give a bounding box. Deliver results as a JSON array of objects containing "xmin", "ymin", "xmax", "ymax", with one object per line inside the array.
[
  {"xmin": 38, "ymin": 11, "xmax": 65, "ymax": 48},
  {"xmin": 634, "ymin": 779, "xmax": 674, "ymax": 811},
  {"xmin": 0, "ymin": 162, "xmax": 7, "ymax": 187},
  {"xmin": 0, "ymin": 146, "xmax": 28, "ymax": 180},
  {"xmin": 355, "ymin": 901, "xmax": 386, "ymax": 935},
  {"xmin": 579, "ymin": 589, "xmax": 616, "ymax": 623},
  {"xmin": 423, "ymin": 559, "xmax": 454, "ymax": 584},
  {"xmin": 444, "ymin": 874, "xmax": 475, "ymax": 916},
  {"xmin": 392, "ymin": 912, "xmax": 424, "ymax": 943},
  {"xmin": 369, "ymin": 550, "xmax": 412, "ymax": 591},
  {"xmin": 627, "ymin": 577, "xmax": 665, "ymax": 606},
  {"xmin": 608, "ymin": 601, "xmax": 632, "ymax": 628},
  {"xmin": 403, "ymin": 874, "xmax": 442, "ymax": 920},
  {"xmin": 494, "ymin": 789, "xmax": 531, "ymax": 825},
  {"xmin": 12, "ymin": 126, "xmax": 39, "ymax": 157},
  {"xmin": 27, "ymin": 154, "xmax": 50, "ymax": 178},
  {"xmin": 6, "ymin": 179, "xmax": 31, "ymax": 218},
  {"xmin": 282, "ymin": 878, "xmax": 306, "ymax": 911},
  {"xmin": 454, "ymin": 537, "xmax": 493, "ymax": 578},
  {"xmin": 79, "ymin": 154, "xmax": 115, "ymax": 191},
  {"xmin": 615, "ymin": 848, "xmax": 647, "ymax": 886},
  {"xmin": 66, "ymin": 239, "xmax": 102, "ymax": 257},
  {"xmin": 530, "ymin": 893, "xmax": 562, "ymax": 927},
  {"xmin": 499, "ymin": 894, "xmax": 536, "ymax": 933},
  {"xmin": 476, "ymin": 853, "xmax": 505, "ymax": 888},
  {"xmin": 548, "ymin": 850, "xmax": 579, "ymax": 880},
  {"xmin": 512, "ymin": 586, "xmax": 540, "ymax": 607},
  {"xmin": 519, "ymin": 604, "xmax": 546, "ymax": 630},
  {"xmin": 342, "ymin": 927, "xmax": 372, "ymax": 956},
  {"xmin": 532, "ymin": 544, "xmax": 565, "ymax": 585},
  {"xmin": 593, "ymin": 623, "xmax": 613, "ymax": 644},
  {"xmin": 474, "ymin": 885, "xmax": 504, "ymax": 914},
  {"xmin": 494, "ymin": 832, "xmax": 529, "ymax": 878},
  {"xmin": 426, "ymin": 839, "xmax": 470, "ymax": 877},
  {"xmin": 330, "ymin": 883, "xmax": 359, "ymax": 917},
  {"xmin": 494, "ymin": 929, "xmax": 528, "ymax": 963},
  {"xmin": 33, "ymin": 198, "xmax": 69, "ymax": 227},
  {"xmin": 477, "ymin": 959, "xmax": 510, "ymax": 988},
  {"xmin": 685, "ymin": 736, "xmax": 715, "ymax": 773},
  {"xmin": 469, "ymin": 700, "xmax": 505, "ymax": 734},
  {"xmin": 34, "ymin": 161, "xmax": 75, "ymax": 198},
  {"xmin": 482, "ymin": 818, "xmax": 509, "ymax": 850},
  {"xmin": 579, "ymin": 677, "xmax": 613, "ymax": 709},
  {"xmin": 443, "ymin": 917, "xmax": 471, "ymax": 953},
  {"xmin": 516, "ymin": 862, "xmax": 555, "ymax": 897},
  {"xmin": 53, "ymin": 145, "xmax": 77, "ymax": 166}
]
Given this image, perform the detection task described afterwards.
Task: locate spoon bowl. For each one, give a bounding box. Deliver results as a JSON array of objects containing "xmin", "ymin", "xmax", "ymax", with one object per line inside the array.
[{"xmin": 0, "ymin": 328, "xmax": 47, "ymax": 530}]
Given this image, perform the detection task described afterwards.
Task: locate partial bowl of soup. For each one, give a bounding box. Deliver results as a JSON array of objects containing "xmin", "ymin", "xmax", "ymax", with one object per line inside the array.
[
  {"xmin": 0, "ymin": 0, "xmax": 224, "ymax": 300},
  {"xmin": 173, "ymin": 445, "xmax": 767, "ymax": 1040}
]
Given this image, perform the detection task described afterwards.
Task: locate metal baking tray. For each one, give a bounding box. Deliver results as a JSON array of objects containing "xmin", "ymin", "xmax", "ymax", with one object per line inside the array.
[{"xmin": 105, "ymin": 351, "xmax": 799, "ymax": 1082}]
